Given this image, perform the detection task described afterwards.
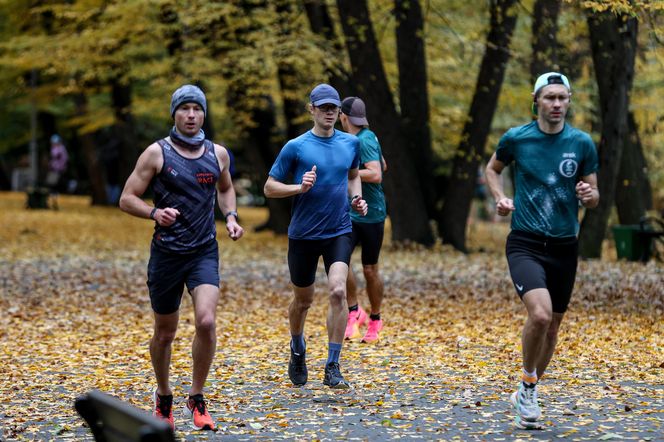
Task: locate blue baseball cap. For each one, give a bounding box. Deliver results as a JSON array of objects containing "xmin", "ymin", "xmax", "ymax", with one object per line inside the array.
[
  {"xmin": 533, "ymin": 72, "xmax": 571, "ymax": 95},
  {"xmin": 310, "ymin": 83, "xmax": 341, "ymax": 107}
]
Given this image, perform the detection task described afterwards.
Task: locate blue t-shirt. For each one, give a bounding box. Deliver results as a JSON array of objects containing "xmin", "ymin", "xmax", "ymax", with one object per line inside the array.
[
  {"xmin": 496, "ymin": 121, "xmax": 598, "ymax": 238},
  {"xmin": 269, "ymin": 129, "xmax": 360, "ymax": 240},
  {"xmin": 350, "ymin": 128, "xmax": 386, "ymax": 224}
]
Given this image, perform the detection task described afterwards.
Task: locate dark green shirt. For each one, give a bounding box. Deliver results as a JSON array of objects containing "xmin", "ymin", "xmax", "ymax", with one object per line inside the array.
[
  {"xmin": 350, "ymin": 128, "xmax": 386, "ymax": 224},
  {"xmin": 496, "ymin": 121, "xmax": 598, "ymax": 237}
]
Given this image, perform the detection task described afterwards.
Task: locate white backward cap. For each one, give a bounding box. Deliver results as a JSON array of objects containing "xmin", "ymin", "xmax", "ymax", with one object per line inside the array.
[{"xmin": 533, "ymin": 72, "xmax": 571, "ymax": 95}]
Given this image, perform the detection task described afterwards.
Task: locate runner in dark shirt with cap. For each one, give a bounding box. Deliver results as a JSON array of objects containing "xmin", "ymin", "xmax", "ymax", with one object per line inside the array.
[
  {"xmin": 120, "ymin": 84, "xmax": 244, "ymax": 431},
  {"xmin": 486, "ymin": 72, "xmax": 599, "ymax": 429},
  {"xmin": 339, "ymin": 96, "xmax": 387, "ymax": 344}
]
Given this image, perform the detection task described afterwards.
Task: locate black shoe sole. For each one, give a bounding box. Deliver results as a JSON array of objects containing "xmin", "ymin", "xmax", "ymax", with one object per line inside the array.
[
  {"xmin": 323, "ymin": 380, "xmax": 351, "ymax": 389},
  {"xmin": 288, "ymin": 372, "xmax": 308, "ymax": 386}
]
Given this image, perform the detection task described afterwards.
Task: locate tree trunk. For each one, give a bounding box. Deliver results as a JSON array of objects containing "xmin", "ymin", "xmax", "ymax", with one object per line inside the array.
[
  {"xmin": 111, "ymin": 78, "xmax": 138, "ymax": 187},
  {"xmin": 159, "ymin": 2, "xmax": 183, "ymax": 61},
  {"xmin": 578, "ymin": 12, "xmax": 637, "ymax": 258},
  {"xmin": 37, "ymin": 111, "xmax": 57, "ymax": 154},
  {"xmin": 276, "ymin": 0, "xmax": 311, "ymax": 141},
  {"xmin": 394, "ymin": 0, "xmax": 436, "ymax": 217},
  {"xmin": 211, "ymin": 0, "xmax": 291, "ymax": 233},
  {"xmin": 0, "ymin": 158, "xmax": 11, "ymax": 190},
  {"xmin": 530, "ymin": 0, "xmax": 561, "ymax": 80},
  {"xmin": 235, "ymin": 95, "xmax": 292, "ymax": 234},
  {"xmin": 303, "ymin": 0, "xmax": 353, "ymax": 97},
  {"xmin": 337, "ymin": 0, "xmax": 433, "ymax": 245},
  {"xmin": 615, "ymin": 111, "xmax": 652, "ymax": 224},
  {"xmin": 73, "ymin": 94, "xmax": 108, "ymax": 205},
  {"xmin": 438, "ymin": 0, "xmax": 518, "ymax": 252}
]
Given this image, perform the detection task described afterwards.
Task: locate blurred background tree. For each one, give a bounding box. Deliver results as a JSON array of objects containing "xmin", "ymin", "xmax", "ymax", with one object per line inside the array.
[{"xmin": 0, "ymin": 0, "xmax": 661, "ymax": 257}]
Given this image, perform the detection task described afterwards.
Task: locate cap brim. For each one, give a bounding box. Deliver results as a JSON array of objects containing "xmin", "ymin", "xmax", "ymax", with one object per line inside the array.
[
  {"xmin": 312, "ymin": 98, "xmax": 341, "ymax": 107},
  {"xmin": 348, "ymin": 115, "xmax": 368, "ymax": 126}
]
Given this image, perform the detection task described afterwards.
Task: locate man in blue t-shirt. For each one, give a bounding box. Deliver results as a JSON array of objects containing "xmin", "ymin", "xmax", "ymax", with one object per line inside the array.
[
  {"xmin": 486, "ymin": 73, "xmax": 599, "ymax": 429},
  {"xmin": 264, "ymin": 83, "xmax": 368, "ymax": 389},
  {"xmin": 339, "ymin": 96, "xmax": 387, "ymax": 344}
]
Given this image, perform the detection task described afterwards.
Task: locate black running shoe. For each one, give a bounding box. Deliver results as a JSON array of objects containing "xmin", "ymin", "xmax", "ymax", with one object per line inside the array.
[
  {"xmin": 288, "ymin": 347, "xmax": 308, "ymax": 386},
  {"xmin": 323, "ymin": 362, "xmax": 351, "ymax": 389}
]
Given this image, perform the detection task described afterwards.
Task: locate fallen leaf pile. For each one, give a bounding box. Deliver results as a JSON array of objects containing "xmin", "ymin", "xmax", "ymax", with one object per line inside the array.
[{"xmin": 0, "ymin": 192, "xmax": 661, "ymax": 440}]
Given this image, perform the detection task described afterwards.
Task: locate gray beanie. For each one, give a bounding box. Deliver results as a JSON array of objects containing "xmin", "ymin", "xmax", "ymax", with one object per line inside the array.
[{"xmin": 170, "ymin": 84, "xmax": 207, "ymax": 118}]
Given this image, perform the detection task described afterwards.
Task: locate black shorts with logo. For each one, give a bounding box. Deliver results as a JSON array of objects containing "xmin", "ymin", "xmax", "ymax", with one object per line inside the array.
[
  {"xmin": 288, "ymin": 233, "xmax": 353, "ymax": 288},
  {"xmin": 350, "ymin": 221, "xmax": 385, "ymax": 265},
  {"xmin": 147, "ymin": 240, "xmax": 219, "ymax": 314},
  {"xmin": 505, "ymin": 230, "xmax": 578, "ymax": 313}
]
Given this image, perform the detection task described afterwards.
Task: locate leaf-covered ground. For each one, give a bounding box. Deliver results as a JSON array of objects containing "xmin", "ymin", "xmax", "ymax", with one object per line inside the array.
[{"xmin": 0, "ymin": 192, "xmax": 661, "ymax": 441}]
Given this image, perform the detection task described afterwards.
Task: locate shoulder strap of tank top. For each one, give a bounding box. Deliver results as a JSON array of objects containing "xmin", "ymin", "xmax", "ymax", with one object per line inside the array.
[
  {"xmin": 204, "ymin": 139, "xmax": 222, "ymax": 173},
  {"xmin": 204, "ymin": 139, "xmax": 214, "ymax": 152},
  {"xmin": 153, "ymin": 139, "xmax": 170, "ymax": 176}
]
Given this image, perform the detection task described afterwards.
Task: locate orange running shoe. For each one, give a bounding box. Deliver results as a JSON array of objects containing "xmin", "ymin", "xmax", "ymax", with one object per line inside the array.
[
  {"xmin": 344, "ymin": 306, "xmax": 367, "ymax": 340},
  {"xmin": 362, "ymin": 318, "xmax": 383, "ymax": 343},
  {"xmin": 153, "ymin": 390, "xmax": 174, "ymax": 430},
  {"xmin": 184, "ymin": 394, "xmax": 216, "ymax": 431}
]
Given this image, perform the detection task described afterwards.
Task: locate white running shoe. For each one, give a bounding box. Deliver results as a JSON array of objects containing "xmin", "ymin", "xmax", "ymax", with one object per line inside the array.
[{"xmin": 510, "ymin": 382, "xmax": 541, "ymax": 422}]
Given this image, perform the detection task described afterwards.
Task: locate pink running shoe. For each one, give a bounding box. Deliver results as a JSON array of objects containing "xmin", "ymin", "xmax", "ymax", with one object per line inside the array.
[
  {"xmin": 344, "ymin": 306, "xmax": 368, "ymax": 340},
  {"xmin": 362, "ymin": 318, "xmax": 383, "ymax": 343},
  {"xmin": 153, "ymin": 389, "xmax": 174, "ymax": 430},
  {"xmin": 184, "ymin": 394, "xmax": 216, "ymax": 431}
]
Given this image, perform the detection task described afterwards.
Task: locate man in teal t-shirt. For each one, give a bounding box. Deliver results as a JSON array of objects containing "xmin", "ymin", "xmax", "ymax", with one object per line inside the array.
[
  {"xmin": 486, "ymin": 73, "xmax": 599, "ymax": 429},
  {"xmin": 340, "ymin": 96, "xmax": 387, "ymax": 344}
]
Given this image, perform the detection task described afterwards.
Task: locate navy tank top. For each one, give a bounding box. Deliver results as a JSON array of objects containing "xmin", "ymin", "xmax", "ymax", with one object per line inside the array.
[{"xmin": 152, "ymin": 138, "xmax": 221, "ymax": 252}]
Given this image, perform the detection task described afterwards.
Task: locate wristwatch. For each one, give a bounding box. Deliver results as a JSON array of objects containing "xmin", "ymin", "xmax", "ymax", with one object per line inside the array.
[{"xmin": 224, "ymin": 210, "xmax": 238, "ymax": 222}]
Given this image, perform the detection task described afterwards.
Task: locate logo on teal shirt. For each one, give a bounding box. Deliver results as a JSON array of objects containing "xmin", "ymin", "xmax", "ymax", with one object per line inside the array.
[{"xmin": 559, "ymin": 159, "xmax": 578, "ymax": 178}]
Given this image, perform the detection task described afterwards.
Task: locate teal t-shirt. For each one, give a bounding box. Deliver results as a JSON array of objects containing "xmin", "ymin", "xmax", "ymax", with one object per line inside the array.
[
  {"xmin": 350, "ymin": 128, "xmax": 387, "ymax": 224},
  {"xmin": 496, "ymin": 121, "xmax": 598, "ymax": 237}
]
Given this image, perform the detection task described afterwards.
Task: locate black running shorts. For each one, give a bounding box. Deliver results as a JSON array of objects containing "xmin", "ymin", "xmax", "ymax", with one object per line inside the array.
[
  {"xmin": 288, "ymin": 233, "xmax": 354, "ymax": 287},
  {"xmin": 147, "ymin": 240, "xmax": 220, "ymax": 314},
  {"xmin": 505, "ymin": 230, "xmax": 578, "ymax": 313},
  {"xmin": 350, "ymin": 221, "xmax": 385, "ymax": 265}
]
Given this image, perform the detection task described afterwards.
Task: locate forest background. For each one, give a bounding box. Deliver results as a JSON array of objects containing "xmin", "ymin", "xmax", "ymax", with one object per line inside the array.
[
  {"xmin": 0, "ymin": 0, "xmax": 662, "ymax": 257},
  {"xmin": 0, "ymin": 1, "xmax": 663, "ymax": 439}
]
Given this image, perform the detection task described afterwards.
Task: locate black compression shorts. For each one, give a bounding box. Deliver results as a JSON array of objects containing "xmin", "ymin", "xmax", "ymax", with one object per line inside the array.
[
  {"xmin": 505, "ymin": 230, "xmax": 578, "ymax": 313},
  {"xmin": 288, "ymin": 233, "xmax": 354, "ymax": 287},
  {"xmin": 350, "ymin": 221, "xmax": 385, "ymax": 265}
]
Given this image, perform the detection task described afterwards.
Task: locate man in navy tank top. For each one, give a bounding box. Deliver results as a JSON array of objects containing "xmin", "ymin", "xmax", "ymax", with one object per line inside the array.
[
  {"xmin": 264, "ymin": 83, "xmax": 368, "ymax": 390},
  {"xmin": 120, "ymin": 84, "xmax": 243, "ymax": 431},
  {"xmin": 486, "ymin": 73, "xmax": 599, "ymax": 429}
]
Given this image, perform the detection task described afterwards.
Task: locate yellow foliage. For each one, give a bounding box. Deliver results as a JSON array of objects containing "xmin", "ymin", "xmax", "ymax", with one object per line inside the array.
[{"xmin": 0, "ymin": 192, "xmax": 662, "ymax": 438}]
